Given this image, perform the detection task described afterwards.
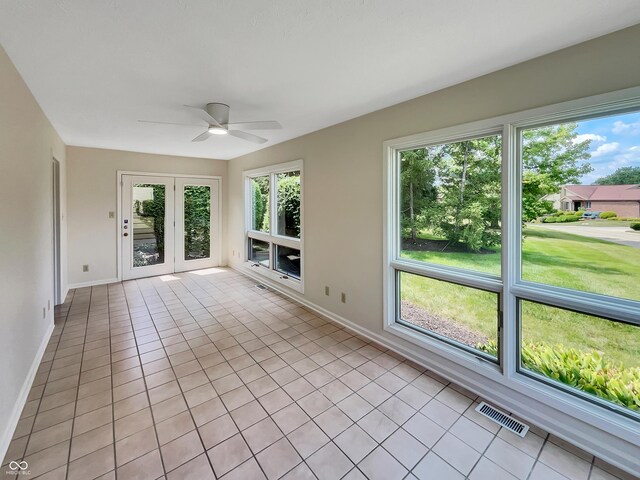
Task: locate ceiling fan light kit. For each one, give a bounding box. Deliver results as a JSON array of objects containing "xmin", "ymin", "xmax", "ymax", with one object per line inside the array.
[
  {"xmin": 140, "ymin": 102, "xmax": 281, "ymax": 145},
  {"xmin": 208, "ymin": 126, "xmax": 228, "ymax": 135}
]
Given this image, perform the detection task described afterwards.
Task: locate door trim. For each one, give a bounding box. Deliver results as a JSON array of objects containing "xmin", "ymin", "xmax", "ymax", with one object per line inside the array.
[
  {"xmin": 117, "ymin": 171, "xmax": 223, "ymax": 281},
  {"xmin": 52, "ymin": 157, "xmax": 62, "ymax": 305}
]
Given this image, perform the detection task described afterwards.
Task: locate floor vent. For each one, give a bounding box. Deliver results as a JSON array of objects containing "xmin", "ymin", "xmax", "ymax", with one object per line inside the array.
[
  {"xmin": 475, "ymin": 402, "xmax": 529, "ymax": 437},
  {"xmin": 255, "ymin": 284, "xmax": 267, "ymax": 290}
]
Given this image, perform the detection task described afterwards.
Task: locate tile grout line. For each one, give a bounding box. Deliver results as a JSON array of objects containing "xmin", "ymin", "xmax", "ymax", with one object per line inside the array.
[
  {"xmin": 153, "ymin": 273, "xmax": 314, "ymax": 480},
  {"xmin": 164, "ymin": 272, "xmax": 402, "ymax": 479},
  {"xmin": 64, "ymin": 286, "xmax": 93, "ymax": 480},
  {"xmin": 10, "ymin": 270, "xmax": 624, "ymax": 480},
  {"xmin": 107, "ymin": 282, "xmax": 118, "ymax": 480},
  {"xmin": 117, "ymin": 279, "xmax": 170, "ymax": 478},
  {"xmin": 129, "ymin": 277, "xmax": 220, "ymax": 477}
]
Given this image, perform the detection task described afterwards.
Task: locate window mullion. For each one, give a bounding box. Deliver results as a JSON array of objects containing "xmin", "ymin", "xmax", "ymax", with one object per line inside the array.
[{"xmin": 502, "ymin": 123, "xmax": 519, "ymax": 378}]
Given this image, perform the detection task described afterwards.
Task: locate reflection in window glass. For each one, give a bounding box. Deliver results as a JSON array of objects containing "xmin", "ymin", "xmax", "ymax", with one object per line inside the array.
[
  {"xmin": 132, "ymin": 184, "xmax": 165, "ymax": 267},
  {"xmin": 184, "ymin": 185, "xmax": 210, "ymax": 260},
  {"xmin": 399, "ymin": 135, "xmax": 502, "ymax": 276},
  {"xmin": 276, "ymin": 171, "xmax": 301, "ymax": 238},
  {"xmin": 275, "ymin": 245, "xmax": 301, "ymax": 279},
  {"xmin": 251, "ymin": 176, "xmax": 270, "ymax": 233},
  {"xmin": 249, "ymin": 238, "xmax": 270, "ymax": 267},
  {"xmin": 398, "ymin": 272, "xmax": 498, "ymax": 359},
  {"xmin": 520, "ymin": 111, "xmax": 640, "ymax": 301},
  {"xmin": 520, "ymin": 300, "xmax": 639, "ymax": 413}
]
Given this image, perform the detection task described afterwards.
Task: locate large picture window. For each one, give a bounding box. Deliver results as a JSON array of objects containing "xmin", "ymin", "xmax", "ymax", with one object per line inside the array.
[
  {"xmin": 245, "ymin": 160, "xmax": 303, "ymax": 291},
  {"xmin": 385, "ymin": 94, "xmax": 640, "ymax": 423}
]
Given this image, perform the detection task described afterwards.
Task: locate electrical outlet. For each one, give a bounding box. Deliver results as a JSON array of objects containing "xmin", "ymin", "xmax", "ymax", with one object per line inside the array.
[
  {"xmin": 325, "ymin": 286, "xmax": 330, "ymax": 296},
  {"xmin": 341, "ymin": 292, "xmax": 346, "ymax": 303},
  {"xmin": 83, "ymin": 264, "xmax": 89, "ymax": 272}
]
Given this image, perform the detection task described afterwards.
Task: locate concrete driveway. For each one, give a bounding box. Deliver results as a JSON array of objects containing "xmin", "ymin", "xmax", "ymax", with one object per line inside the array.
[{"xmin": 534, "ymin": 224, "xmax": 640, "ymax": 248}]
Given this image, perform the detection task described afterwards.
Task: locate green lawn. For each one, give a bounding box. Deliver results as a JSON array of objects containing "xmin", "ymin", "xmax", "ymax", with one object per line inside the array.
[{"xmin": 401, "ymin": 226, "xmax": 640, "ymax": 367}]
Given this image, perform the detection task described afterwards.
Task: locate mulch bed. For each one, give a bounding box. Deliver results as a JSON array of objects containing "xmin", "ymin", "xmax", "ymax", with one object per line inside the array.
[
  {"xmin": 401, "ymin": 301, "xmax": 490, "ymax": 347},
  {"xmin": 401, "ymin": 238, "xmax": 495, "ymax": 254}
]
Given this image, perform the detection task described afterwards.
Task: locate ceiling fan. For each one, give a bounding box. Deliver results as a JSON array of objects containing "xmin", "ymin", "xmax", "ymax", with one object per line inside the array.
[{"xmin": 139, "ymin": 103, "xmax": 281, "ymax": 144}]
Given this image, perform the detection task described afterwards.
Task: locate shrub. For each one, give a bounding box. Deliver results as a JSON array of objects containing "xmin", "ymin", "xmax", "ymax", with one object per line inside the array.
[
  {"xmin": 631, "ymin": 222, "xmax": 640, "ymax": 231},
  {"xmin": 556, "ymin": 215, "xmax": 579, "ymax": 223},
  {"xmin": 478, "ymin": 341, "xmax": 640, "ymax": 411},
  {"xmin": 575, "ymin": 210, "xmax": 585, "ymax": 217},
  {"xmin": 600, "ymin": 211, "xmax": 617, "ymax": 219},
  {"xmin": 543, "ymin": 216, "xmax": 558, "ymax": 223}
]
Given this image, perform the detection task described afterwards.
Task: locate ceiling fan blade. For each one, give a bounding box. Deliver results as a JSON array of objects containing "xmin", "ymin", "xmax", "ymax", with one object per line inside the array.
[
  {"xmin": 184, "ymin": 105, "xmax": 223, "ymax": 128},
  {"xmin": 227, "ymin": 130, "xmax": 268, "ymax": 144},
  {"xmin": 138, "ymin": 120, "xmax": 204, "ymax": 127},
  {"xmin": 192, "ymin": 130, "xmax": 212, "ymax": 142},
  {"xmin": 225, "ymin": 121, "xmax": 282, "ymax": 131}
]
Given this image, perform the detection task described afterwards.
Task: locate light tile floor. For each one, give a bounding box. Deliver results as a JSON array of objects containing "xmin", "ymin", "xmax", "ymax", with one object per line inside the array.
[{"xmin": 2, "ymin": 268, "xmax": 637, "ymax": 480}]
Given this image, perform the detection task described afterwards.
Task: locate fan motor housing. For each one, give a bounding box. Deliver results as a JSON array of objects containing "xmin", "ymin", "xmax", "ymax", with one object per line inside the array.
[{"xmin": 206, "ymin": 103, "xmax": 230, "ymax": 125}]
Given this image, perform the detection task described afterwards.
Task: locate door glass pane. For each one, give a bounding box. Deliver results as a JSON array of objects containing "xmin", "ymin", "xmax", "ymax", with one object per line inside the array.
[
  {"xmin": 520, "ymin": 110, "xmax": 640, "ymax": 301},
  {"xmin": 276, "ymin": 171, "xmax": 301, "ymax": 238},
  {"xmin": 398, "ymin": 271, "xmax": 498, "ymax": 359},
  {"xmin": 249, "ymin": 238, "xmax": 270, "ymax": 267},
  {"xmin": 520, "ymin": 300, "xmax": 640, "ymax": 413},
  {"xmin": 275, "ymin": 245, "xmax": 301, "ymax": 279},
  {"xmin": 132, "ymin": 184, "xmax": 165, "ymax": 267},
  {"xmin": 399, "ymin": 135, "xmax": 502, "ymax": 276},
  {"xmin": 251, "ymin": 176, "xmax": 270, "ymax": 233},
  {"xmin": 184, "ymin": 185, "xmax": 211, "ymax": 261}
]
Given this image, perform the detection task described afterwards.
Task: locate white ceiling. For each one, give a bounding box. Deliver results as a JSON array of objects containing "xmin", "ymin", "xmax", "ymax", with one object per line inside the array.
[{"xmin": 1, "ymin": 1, "xmax": 639, "ymax": 160}]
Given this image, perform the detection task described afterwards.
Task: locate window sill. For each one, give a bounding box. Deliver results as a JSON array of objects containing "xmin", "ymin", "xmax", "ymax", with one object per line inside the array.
[{"xmin": 242, "ymin": 261, "xmax": 304, "ymax": 294}]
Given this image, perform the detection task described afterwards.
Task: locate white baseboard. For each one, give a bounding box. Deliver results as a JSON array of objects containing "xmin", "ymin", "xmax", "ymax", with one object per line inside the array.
[
  {"xmin": 61, "ymin": 286, "xmax": 70, "ymax": 304},
  {"xmin": 0, "ymin": 320, "xmax": 54, "ymax": 463},
  {"xmin": 67, "ymin": 277, "xmax": 119, "ymax": 290}
]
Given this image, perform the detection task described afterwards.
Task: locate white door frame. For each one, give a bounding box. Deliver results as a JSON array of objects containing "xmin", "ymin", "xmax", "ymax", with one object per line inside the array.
[
  {"xmin": 121, "ymin": 175, "xmax": 176, "ymax": 280},
  {"xmin": 52, "ymin": 157, "xmax": 62, "ymax": 305},
  {"xmin": 117, "ymin": 171, "xmax": 223, "ymax": 281}
]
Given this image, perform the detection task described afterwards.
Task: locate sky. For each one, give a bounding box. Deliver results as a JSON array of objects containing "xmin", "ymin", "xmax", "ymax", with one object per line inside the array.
[{"xmin": 574, "ymin": 111, "xmax": 640, "ymax": 184}]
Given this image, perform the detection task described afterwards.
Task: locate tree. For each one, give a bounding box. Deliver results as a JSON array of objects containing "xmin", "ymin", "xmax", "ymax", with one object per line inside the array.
[
  {"xmin": 252, "ymin": 180, "xmax": 265, "ymax": 230},
  {"xmin": 428, "ymin": 137, "xmax": 502, "ymax": 251},
  {"xmin": 139, "ymin": 184, "xmax": 166, "ymax": 262},
  {"xmin": 184, "ymin": 186, "xmax": 211, "ymax": 259},
  {"xmin": 595, "ymin": 166, "xmax": 640, "ymax": 185},
  {"xmin": 521, "ymin": 122, "xmax": 593, "ymax": 221},
  {"xmin": 400, "ymin": 148, "xmax": 438, "ymax": 242},
  {"xmin": 251, "ymin": 177, "xmax": 269, "ymax": 231},
  {"xmin": 276, "ymin": 174, "xmax": 301, "ymax": 237}
]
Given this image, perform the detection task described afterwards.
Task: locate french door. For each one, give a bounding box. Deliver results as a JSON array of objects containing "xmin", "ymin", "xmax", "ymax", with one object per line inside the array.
[{"xmin": 121, "ymin": 174, "xmax": 220, "ymax": 280}]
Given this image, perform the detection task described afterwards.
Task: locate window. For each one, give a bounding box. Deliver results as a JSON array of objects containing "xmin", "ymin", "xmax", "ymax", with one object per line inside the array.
[
  {"xmin": 245, "ymin": 160, "xmax": 303, "ymax": 291},
  {"xmin": 394, "ymin": 133, "xmax": 503, "ymax": 360},
  {"xmin": 385, "ymin": 95, "xmax": 640, "ymax": 422}
]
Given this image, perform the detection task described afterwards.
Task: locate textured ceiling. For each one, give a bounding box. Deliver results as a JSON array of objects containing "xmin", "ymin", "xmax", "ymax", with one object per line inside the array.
[{"xmin": 1, "ymin": 1, "xmax": 639, "ymax": 160}]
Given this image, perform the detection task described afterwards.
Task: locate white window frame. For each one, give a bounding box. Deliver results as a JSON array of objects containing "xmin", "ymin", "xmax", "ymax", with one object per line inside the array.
[
  {"xmin": 243, "ymin": 160, "xmax": 304, "ymax": 293},
  {"xmin": 383, "ymin": 87, "xmax": 640, "ymax": 464}
]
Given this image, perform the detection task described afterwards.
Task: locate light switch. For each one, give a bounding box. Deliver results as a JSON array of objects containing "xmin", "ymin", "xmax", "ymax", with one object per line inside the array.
[{"xmin": 108, "ymin": 211, "xmax": 115, "ymax": 218}]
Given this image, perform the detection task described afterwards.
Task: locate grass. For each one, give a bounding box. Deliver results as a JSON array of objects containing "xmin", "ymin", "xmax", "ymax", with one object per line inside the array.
[{"xmin": 401, "ymin": 226, "xmax": 640, "ymax": 367}]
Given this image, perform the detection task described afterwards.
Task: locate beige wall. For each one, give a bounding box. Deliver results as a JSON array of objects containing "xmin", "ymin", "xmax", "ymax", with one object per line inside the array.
[
  {"xmin": 227, "ymin": 25, "xmax": 640, "ymax": 470},
  {"xmin": 66, "ymin": 147, "xmax": 228, "ymax": 285},
  {"xmin": 229, "ymin": 24, "xmax": 640, "ymax": 331},
  {"xmin": 0, "ymin": 45, "xmax": 67, "ymax": 454}
]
